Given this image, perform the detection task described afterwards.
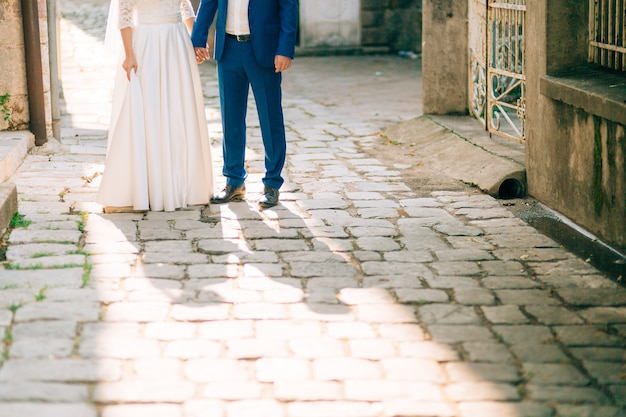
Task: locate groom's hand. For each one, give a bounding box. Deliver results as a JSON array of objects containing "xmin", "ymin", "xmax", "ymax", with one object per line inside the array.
[
  {"xmin": 194, "ymin": 47, "xmax": 210, "ymax": 64},
  {"xmin": 274, "ymin": 55, "xmax": 292, "ymax": 73}
]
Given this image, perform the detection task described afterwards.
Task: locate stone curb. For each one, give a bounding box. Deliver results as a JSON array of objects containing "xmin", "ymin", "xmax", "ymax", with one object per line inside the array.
[{"xmin": 0, "ymin": 130, "xmax": 34, "ymax": 233}]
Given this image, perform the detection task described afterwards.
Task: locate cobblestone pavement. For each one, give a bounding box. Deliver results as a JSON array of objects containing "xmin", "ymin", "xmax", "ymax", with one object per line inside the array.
[{"xmin": 0, "ymin": 1, "xmax": 625, "ymax": 417}]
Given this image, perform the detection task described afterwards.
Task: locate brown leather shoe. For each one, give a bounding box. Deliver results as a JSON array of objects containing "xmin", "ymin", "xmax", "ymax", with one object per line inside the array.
[
  {"xmin": 258, "ymin": 185, "xmax": 279, "ymax": 208},
  {"xmin": 210, "ymin": 185, "xmax": 246, "ymax": 204}
]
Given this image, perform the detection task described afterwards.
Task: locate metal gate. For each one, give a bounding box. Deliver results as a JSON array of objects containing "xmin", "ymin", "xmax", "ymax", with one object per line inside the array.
[{"xmin": 469, "ymin": 0, "xmax": 526, "ymax": 143}]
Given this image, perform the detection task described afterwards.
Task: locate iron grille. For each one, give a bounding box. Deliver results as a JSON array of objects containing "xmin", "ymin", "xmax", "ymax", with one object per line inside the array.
[{"xmin": 589, "ymin": 0, "xmax": 626, "ymax": 71}]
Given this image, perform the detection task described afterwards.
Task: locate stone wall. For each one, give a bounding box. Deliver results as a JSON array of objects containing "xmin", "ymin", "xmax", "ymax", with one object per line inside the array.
[
  {"xmin": 361, "ymin": 0, "xmax": 422, "ymax": 53},
  {"xmin": 0, "ymin": 0, "xmax": 53, "ymax": 139},
  {"xmin": 0, "ymin": 0, "xmax": 29, "ymax": 131}
]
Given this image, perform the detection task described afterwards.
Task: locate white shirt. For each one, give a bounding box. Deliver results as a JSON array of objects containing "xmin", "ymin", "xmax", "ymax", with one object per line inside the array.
[{"xmin": 226, "ymin": 0, "xmax": 250, "ymax": 35}]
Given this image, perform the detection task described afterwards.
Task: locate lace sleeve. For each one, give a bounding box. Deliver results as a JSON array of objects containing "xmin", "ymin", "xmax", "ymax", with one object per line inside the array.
[
  {"xmin": 118, "ymin": 0, "xmax": 136, "ymax": 29},
  {"xmin": 181, "ymin": 0, "xmax": 195, "ymax": 20}
]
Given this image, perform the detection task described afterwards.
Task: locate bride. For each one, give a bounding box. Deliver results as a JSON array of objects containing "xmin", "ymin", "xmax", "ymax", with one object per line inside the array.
[{"xmin": 97, "ymin": 0, "xmax": 214, "ymax": 212}]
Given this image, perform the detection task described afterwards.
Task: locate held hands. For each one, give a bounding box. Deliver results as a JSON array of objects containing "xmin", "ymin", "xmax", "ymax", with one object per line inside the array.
[
  {"xmin": 195, "ymin": 47, "xmax": 210, "ymax": 64},
  {"xmin": 275, "ymin": 55, "xmax": 292, "ymax": 73}
]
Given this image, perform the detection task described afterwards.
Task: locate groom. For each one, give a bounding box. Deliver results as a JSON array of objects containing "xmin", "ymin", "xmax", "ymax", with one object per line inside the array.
[{"xmin": 191, "ymin": 0, "xmax": 299, "ymax": 208}]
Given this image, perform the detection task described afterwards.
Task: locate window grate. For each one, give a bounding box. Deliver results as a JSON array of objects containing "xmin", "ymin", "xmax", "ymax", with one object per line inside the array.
[{"xmin": 589, "ymin": 0, "xmax": 626, "ymax": 71}]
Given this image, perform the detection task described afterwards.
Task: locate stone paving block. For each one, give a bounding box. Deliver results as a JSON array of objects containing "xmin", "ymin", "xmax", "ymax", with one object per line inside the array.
[
  {"xmin": 242, "ymin": 263, "xmax": 284, "ymax": 278},
  {"xmin": 525, "ymin": 305, "xmax": 585, "ymax": 325},
  {"xmin": 348, "ymin": 225, "xmax": 398, "ymax": 237},
  {"xmin": 357, "ymin": 207, "xmax": 401, "ymax": 218},
  {"xmin": 280, "ymin": 251, "xmax": 349, "ymax": 263},
  {"xmin": 78, "ymin": 337, "xmax": 161, "ymax": 359},
  {"xmin": 569, "ymin": 347, "xmax": 626, "ymax": 362},
  {"xmin": 512, "ymin": 344, "xmax": 570, "ymax": 362},
  {"xmin": 346, "ymin": 380, "xmax": 445, "ymax": 402},
  {"xmin": 463, "ymin": 342, "xmax": 515, "ymax": 363},
  {"xmin": 445, "ymin": 381, "xmax": 521, "ymax": 401},
  {"xmin": 380, "ymin": 357, "xmax": 445, "ymax": 383},
  {"xmin": 133, "ymin": 358, "xmax": 183, "ymax": 380},
  {"xmin": 5, "ymin": 242, "xmax": 79, "ymax": 259},
  {"xmin": 383, "ymin": 400, "xmax": 457, "ymax": 417},
  {"xmin": 418, "ymin": 304, "xmax": 481, "ymax": 325},
  {"xmin": 435, "ymin": 248, "xmax": 495, "ymax": 262},
  {"xmin": 364, "ymin": 276, "xmax": 425, "ymax": 289},
  {"xmin": 256, "ymin": 357, "xmax": 311, "ymax": 382},
  {"xmin": 556, "ymin": 288, "xmax": 626, "ymax": 306},
  {"xmin": 93, "ymin": 380, "xmax": 196, "ymax": 402},
  {"xmin": 184, "ymin": 358, "xmax": 253, "ymax": 382},
  {"xmin": 523, "ymin": 363, "xmax": 589, "ymax": 386},
  {"xmin": 10, "ymin": 338, "xmax": 74, "ymax": 358},
  {"xmin": 458, "ymin": 401, "xmax": 554, "ymax": 417},
  {"xmin": 446, "ymin": 235, "xmax": 497, "ymax": 250},
  {"xmin": 356, "ymin": 236, "xmax": 401, "ymax": 251},
  {"xmin": 213, "ymin": 250, "xmax": 281, "ymax": 264},
  {"xmin": 338, "ymin": 287, "xmax": 395, "ymax": 305},
  {"xmin": 289, "ymin": 338, "xmax": 346, "ymax": 358},
  {"xmin": 0, "ymin": 403, "xmax": 98, "ymax": 417},
  {"xmin": 201, "ymin": 381, "xmax": 265, "ymax": 400},
  {"xmin": 578, "ymin": 307, "xmax": 626, "ymax": 324},
  {"xmin": 427, "ymin": 325, "xmax": 495, "ymax": 343},
  {"xmin": 263, "ymin": 287, "xmax": 304, "ymax": 303},
  {"xmin": 482, "ymin": 305, "xmax": 529, "ymax": 324},
  {"xmin": 492, "ymin": 247, "xmax": 573, "ymax": 262},
  {"xmin": 432, "ymin": 261, "xmax": 482, "ymax": 276},
  {"xmin": 290, "ymin": 262, "xmax": 357, "ymax": 278},
  {"xmin": 445, "ymin": 362, "xmax": 520, "ymax": 383},
  {"xmin": 187, "ymin": 263, "xmax": 239, "ymax": 279},
  {"xmin": 529, "ymin": 258, "xmax": 603, "ymax": 276},
  {"xmin": 15, "ymin": 301, "xmax": 100, "ymax": 322},
  {"xmin": 455, "ymin": 288, "xmax": 497, "ymax": 305},
  {"xmin": 10, "ymin": 254, "xmax": 85, "ymax": 269},
  {"xmin": 364, "ymin": 260, "xmax": 434, "ymax": 278},
  {"xmin": 0, "ymin": 381, "xmax": 89, "ymax": 402},
  {"xmin": 289, "ymin": 303, "xmax": 355, "ymax": 321},
  {"xmin": 286, "ymin": 400, "xmax": 379, "ymax": 417},
  {"xmin": 313, "ymin": 357, "xmax": 381, "ymax": 380},
  {"xmin": 384, "ymin": 250, "xmax": 433, "ymax": 262},
  {"xmin": 233, "ymin": 302, "xmax": 289, "ymax": 320},
  {"xmin": 424, "ymin": 276, "xmax": 481, "ymax": 289},
  {"xmin": 492, "ymin": 325, "xmax": 555, "ymax": 345},
  {"xmin": 537, "ymin": 274, "xmax": 619, "ymax": 289},
  {"xmin": 305, "ymin": 277, "xmax": 359, "ymax": 289},
  {"xmin": 481, "ymin": 260, "xmax": 527, "ymax": 276},
  {"xmin": 482, "ymin": 276, "xmax": 541, "ymax": 289},
  {"xmin": 553, "ymin": 326, "xmax": 626, "ymax": 347},
  {"xmin": 495, "ymin": 289, "xmax": 561, "ymax": 305},
  {"xmin": 8, "ymin": 229, "xmax": 82, "ymax": 244},
  {"xmin": 526, "ymin": 384, "xmax": 611, "ymax": 404},
  {"xmin": 348, "ymin": 339, "xmax": 397, "ymax": 359},
  {"xmin": 355, "ymin": 304, "xmax": 418, "ymax": 323},
  {"xmin": 104, "ymin": 301, "xmax": 170, "ymax": 322},
  {"xmin": 253, "ymin": 238, "xmax": 309, "ymax": 251},
  {"xmin": 0, "ymin": 358, "xmax": 122, "ymax": 382},
  {"xmin": 555, "ymin": 405, "xmax": 626, "ymax": 417},
  {"xmin": 163, "ymin": 340, "xmax": 222, "ymax": 359},
  {"xmin": 273, "ymin": 380, "xmax": 342, "ymax": 401},
  {"xmin": 102, "ymin": 404, "xmax": 183, "ymax": 417},
  {"xmin": 582, "ymin": 361, "xmax": 626, "ymax": 385},
  {"xmin": 486, "ymin": 233, "xmax": 560, "ymax": 249}
]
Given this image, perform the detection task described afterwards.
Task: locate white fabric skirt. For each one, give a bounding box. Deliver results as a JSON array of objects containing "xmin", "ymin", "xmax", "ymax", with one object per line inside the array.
[{"xmin": 97, "ymin": 19, "xmax": 214, "ymax": 212}]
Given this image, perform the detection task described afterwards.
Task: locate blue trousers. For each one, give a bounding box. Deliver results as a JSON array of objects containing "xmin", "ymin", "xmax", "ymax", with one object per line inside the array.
[{"xmin": 217, "ymin": 37, "xmax": 286, "ymax": 190}]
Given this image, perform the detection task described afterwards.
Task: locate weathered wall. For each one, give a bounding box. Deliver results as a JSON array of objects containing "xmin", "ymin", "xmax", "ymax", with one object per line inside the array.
[
  {"xmin": 0, "ymin": 0, "xmax": 53, "ymax": 138},
  {"xmin": 421, "ymin": 0, "xmax": 468, "ymax": 114},
  {"xmin": 0, "ymin": 0, "xmax": 29, "ymax": 131},
  {"xmin": 361, "ymin": 0, "xmax": 422, "ymax": 53},
  {"xmin": 526, "ymin": 0, "xmax": 625, "ymax": 250}
]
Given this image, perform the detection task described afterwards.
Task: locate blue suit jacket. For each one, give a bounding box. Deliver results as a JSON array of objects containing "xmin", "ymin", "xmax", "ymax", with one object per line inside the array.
[{"xmin": 191, "ymin": 0, "xmax": 298, "ymax": 68}]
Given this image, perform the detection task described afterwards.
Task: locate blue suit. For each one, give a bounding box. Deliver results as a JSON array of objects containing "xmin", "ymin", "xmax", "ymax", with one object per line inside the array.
[{"xmin": 191, "ymin": 0, "xmax": 298, "ymax": 190}]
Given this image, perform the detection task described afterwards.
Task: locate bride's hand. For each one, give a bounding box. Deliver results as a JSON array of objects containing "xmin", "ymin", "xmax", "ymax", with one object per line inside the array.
[{"xmin": 123, "ymin": 55, "xmax": 138, "ymax": 80}]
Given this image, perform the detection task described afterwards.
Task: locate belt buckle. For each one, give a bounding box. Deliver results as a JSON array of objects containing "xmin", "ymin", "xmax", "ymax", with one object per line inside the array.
[{"xmin": 236, "ymin": 34, "xmax": 250, "ymax": 42}]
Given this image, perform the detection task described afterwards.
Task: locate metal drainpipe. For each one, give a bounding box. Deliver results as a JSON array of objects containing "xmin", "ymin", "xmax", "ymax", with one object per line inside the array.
[
  {"xmin": 47, "ymin": 0, "xmax": 61, "ymax": 140},
  {"xmin": 22, "ymin": 0, "xmax": 48, "ymax": 146}
]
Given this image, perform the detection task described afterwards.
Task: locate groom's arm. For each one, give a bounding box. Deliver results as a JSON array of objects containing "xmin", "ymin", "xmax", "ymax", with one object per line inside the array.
[{"xmin": 191, "ymin": 0, "xmax": 218, "ymax": 48}]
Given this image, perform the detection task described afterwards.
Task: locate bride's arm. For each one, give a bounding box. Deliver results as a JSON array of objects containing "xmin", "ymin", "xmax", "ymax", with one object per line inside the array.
[
  {"xmin": 118, "ymin": 0, "xmax": 137, "ymax": 80},
  {"xmin": 181, "ymin": 0, "xmax": 195, "ymax": 34}
]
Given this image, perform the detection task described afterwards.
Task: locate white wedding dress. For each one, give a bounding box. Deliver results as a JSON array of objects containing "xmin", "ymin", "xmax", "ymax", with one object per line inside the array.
[{"xmin": 97, "ymin": 0, "xmax": 214, "ymax": 212}]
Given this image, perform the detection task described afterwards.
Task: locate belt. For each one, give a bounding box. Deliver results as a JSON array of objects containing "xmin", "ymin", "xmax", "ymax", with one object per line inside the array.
[{"xmin": 226, "ymin": 33, "xmax": 251, "ymax": 42}]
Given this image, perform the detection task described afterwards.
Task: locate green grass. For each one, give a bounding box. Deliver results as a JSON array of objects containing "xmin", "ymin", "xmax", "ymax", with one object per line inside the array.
[
  {"xmin": 81, "ymin": 263, "xmax": 92, "ymax": 288},
  {"xmin": 1, "ymin": 327, "xmax": 13, "ymax": 361},
  {"xmin": 35, "ymin": 286, "xmax": 47, "ymax": 302},
  {"xmin": 9, "ymin": 213, "xmax": 30, "ymax": 229},
  {"xmin": 8, "ymin": 302, "xmax": 21, "ymax": 313},
  {"xmin": 32, "ymin": 252, "xmax": 54, "ymax": 258}
]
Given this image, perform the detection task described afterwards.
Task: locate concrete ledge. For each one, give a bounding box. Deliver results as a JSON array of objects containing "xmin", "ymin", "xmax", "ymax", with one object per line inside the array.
[
  {"xmin": 385, "ymin": 115, "xmax": 526, "ymax": 198},
  {"xmin": 0, "ymin": 183, "xmax": 17, "ymax": 234},
  {"xmin": 0, "ymin": 130, "xmax": 34, "ymax": 234},
  {"xmin": 541, "ymin": 66, "xmax": 626, "ymax": 126},
  {"xmin": 0, "ymin": 130, "xmax": 34, "ymax": 182}
]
